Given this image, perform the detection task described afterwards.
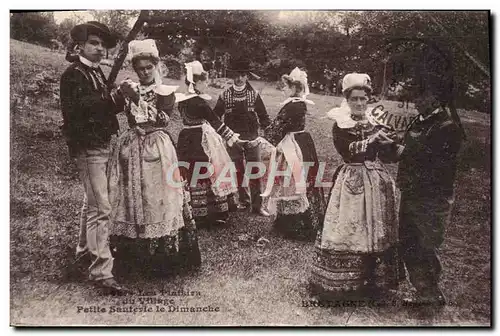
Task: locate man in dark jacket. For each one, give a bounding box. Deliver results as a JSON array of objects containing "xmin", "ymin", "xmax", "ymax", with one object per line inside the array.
[
  {"xmin": 214, "ymin": 58, "xmax": 271, "ymax": 215},
  {"xmin": 381, "ymin": 45, "xmax": 464, "ymax": 306},
  {"xmin": 60, "ymin": 21, "xmax": 129, "ymax": 294},
  {"xmin": 396, "ymin": 103, "xmax": 462, "ymax": 306}
]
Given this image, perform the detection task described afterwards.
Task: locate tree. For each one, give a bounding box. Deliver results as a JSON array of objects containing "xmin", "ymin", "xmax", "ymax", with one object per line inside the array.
[
  {"xmin": 90, "ymin": 10, "xmax": 137, "ymax": 40},
  {"xmin": 10, "ymin": 11, "xmax": 59, "ymax": 47},
  {"xmin": 271, "ymin": 12, "xmax": 345, "ymax": 84},
  {"xmin": 347, "ymin": 11, "xmax": 490, "ymax": 110},
  {"xmin": 144, "ymin": 10, "xmax": 277, "ymax": 65},
  {"xmin": 86, "ymin": 9, "xmax": 490, "ymax": 111},
  {"xmin": 57, "ymin": 17, "xmax": 78, "ymax": 47}
]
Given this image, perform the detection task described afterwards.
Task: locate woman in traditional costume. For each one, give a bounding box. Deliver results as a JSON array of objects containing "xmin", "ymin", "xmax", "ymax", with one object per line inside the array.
[
  {"xmin": 262, "ymin": 68, "xmax": 327, "ymax": 241},
  {"xmin": 108, "ymin": 39, "xmax": 201, "ymax": 277},
  {"xmin": 176, "ymin": 61, "xmax": 244, "ymax": 228},
  {"xmin": 309, "ymin": 73, "xmax": 402, "ymax": 300}
]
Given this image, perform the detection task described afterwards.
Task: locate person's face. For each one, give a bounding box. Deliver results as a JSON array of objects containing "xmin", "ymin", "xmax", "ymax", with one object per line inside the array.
[
  {"xmin": 413, "ymin": 90, "xmax": 440, "ymax": 115},
  {"xmin": 134, "ymin": 59, "xmax": 156, "ymax": 84},
  {"xmin": 233, "ymin": 73, "xmax": 248, "ymax": 86},
  {"xmin": 79, "ymin": 34, "xmax": 106, "ymax": 63},
  {"xmin": 347, "ymin": 89, "xmax": 368, "ymax": 115},
  {"xmin": 282, "ymin": 82, "xmax": 295, "ymax": 98},
  {"xmin": 194, "ymin": 78, "xmax": 208, "ymax": 93}
]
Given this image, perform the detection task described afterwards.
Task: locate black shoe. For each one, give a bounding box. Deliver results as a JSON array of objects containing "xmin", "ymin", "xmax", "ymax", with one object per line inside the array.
[{"xmin": 94, "ymin": 278, "xmax": 133, "ymax": 296}]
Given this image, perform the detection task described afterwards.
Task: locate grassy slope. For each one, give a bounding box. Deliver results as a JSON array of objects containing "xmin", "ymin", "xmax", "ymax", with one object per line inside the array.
[{"xmin": 10, "ymin": 39, "xmax": 491, "ymax": 326}]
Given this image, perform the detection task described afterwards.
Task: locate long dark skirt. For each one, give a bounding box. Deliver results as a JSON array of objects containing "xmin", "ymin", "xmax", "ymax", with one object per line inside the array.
[
  {"xmin": 177, "ymin": 127, "xmax": 237, "ymax": 227},
  {"xmin": 273, "ymin": 132, "xmax": 327, "ymax": 241},
  {"xmin": 111, "ymin": 193, "xmax": 201, "ymax": 278},
  {"xmin": 187, "ymin": 176, "xmax": 238, "ymax": 227}
]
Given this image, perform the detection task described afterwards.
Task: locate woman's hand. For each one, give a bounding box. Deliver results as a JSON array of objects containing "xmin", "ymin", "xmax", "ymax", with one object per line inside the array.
[
  {"xmin": 368, "ymin": 129, "xmax": 395, "ymax": 146},
  {"xmin": 234, "ymin": 138, "xmax": 249, "ymax": 150},
  {"xmin": 119, "ymin": 79, "xmax": 139, "ymax": 103}
]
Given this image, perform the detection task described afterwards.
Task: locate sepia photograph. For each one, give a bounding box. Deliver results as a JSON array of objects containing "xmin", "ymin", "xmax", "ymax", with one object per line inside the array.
[{"xmin": 8, "ymin": 9, "xmax": 491, "ymax": 326}]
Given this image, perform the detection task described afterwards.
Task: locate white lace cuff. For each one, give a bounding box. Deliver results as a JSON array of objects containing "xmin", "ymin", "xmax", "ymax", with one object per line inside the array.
[
  {"xmin": 349, "ymin": 139, "xmax": 370, "ymax": 155},
  {"xmin": 396, "ymin": 144, "xmax": 405, "ymax": 157},
  {"xmin": 227, "ymin": 133, "xmax": 240, "ymax": 147}
]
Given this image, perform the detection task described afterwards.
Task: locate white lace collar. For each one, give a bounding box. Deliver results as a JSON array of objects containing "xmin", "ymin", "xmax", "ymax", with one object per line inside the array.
[
  {"xmin": 153, "ymin": 84, "xmax": 178, "ymax": 96},
  {"xmin": 326, "ymin": 99, "xmax": 375, "ymax": 128},
  {"xmin": 418, "ymin": 108, "xmax": 443, "ymax": 121},
  {"xmin": 79, "ymin": 56, "xmax": 100, "ymax": 69},
  {"xmin": 174, "ymin": 92, "xmax": 212, "ymax": 102},
  {"xmin": 134, "ymin": 82, "xmax": 178, "ymax": 97},
  {"xmin": 233, "ymin": 83, "xmax": 246, "ymax": 92},
  {"xmin": 138, "ymin": 82, "xmax": 155, "ymax": 94},
  {"xmin": 279, "ymin": 96, "xmax": 315, "ymax": 107}
]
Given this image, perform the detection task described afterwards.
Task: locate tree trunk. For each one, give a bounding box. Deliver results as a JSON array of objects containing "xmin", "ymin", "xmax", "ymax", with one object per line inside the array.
[{"xmin": 107, "ymin": 10, "xmax": 149, "ymax": 87}]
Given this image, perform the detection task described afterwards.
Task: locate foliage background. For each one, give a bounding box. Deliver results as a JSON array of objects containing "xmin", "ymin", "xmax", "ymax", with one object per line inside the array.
[{"xmin": 10, "ymin": 10, "xmax": 491, "ymax": 112}]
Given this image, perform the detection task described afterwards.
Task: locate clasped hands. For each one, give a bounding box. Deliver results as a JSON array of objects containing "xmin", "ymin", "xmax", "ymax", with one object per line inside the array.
[
  {"xmin": 367, "ymin": 129, "xmax": 397, "ymax": 146},
  {"xmin": 234, "ymin": 138, "xmax": 249, "ymax": 150},
  {"xmin": 119, "ymin": 78, "xmax": 140, "ymax": 103}
]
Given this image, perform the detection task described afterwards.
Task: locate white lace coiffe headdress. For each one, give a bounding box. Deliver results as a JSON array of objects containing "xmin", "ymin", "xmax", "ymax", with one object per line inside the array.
[
  {"xmin": 129, "ymin": 39, "xmax": 160, "ymax": 59},
  {"xmin": 185, "ymin": 60, "xmax": 206, "ymax": 94},
  {"xmin": 283, "ymin": 67, "xmax": 310, "ymax": 97},
  {"xmin": 128, "ymin": 39, "xmax": 162, "ymax": 85},
  {"xmin": 342, "ymin": 73, "xmax": 372, "ymax": 93},
  {"xmin": 326, "ymin": 73, "xmax": 374, "ymax": 127},
  {"xmin": 280, "ymin": 67, "xmax": 314, "ymax": 106}
]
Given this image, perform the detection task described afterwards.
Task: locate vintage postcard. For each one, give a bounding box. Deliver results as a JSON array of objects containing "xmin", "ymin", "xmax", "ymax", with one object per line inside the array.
[{"xmin": 9, "ymin": 9, "xmax": 491, "ymax": 326}]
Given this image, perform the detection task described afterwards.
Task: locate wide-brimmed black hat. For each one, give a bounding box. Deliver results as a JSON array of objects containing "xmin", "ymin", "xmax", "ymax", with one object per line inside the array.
[
  {"xmin": 227, "ymin": 58, "xmax": 251, "ymax": 73},
  {"xmin": 70, "ymin": 21, "xmax": 117, "ymax": 49}
]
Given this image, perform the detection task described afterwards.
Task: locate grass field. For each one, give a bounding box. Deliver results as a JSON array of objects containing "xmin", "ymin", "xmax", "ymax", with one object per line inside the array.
[{"xmin": 9, "ymin": 39, "xmax": 491, "ymax": 326}]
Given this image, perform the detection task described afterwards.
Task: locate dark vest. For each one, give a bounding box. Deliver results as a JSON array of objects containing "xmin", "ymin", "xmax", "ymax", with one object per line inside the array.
[
  {"xmin": 60, "ymin": 61, "xmax": 119, "ymax": 156},
  {"xmin": 222, "ymin": 85, "xmax": 257, "ymax": 113},
  {"xmin": 220, "ymin": 85, "xmax": 260, "ymax": 140}
]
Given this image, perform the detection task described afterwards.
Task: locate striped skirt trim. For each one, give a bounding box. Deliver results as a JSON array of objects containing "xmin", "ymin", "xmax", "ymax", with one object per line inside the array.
[
  {"xmin": 309, "ymin": 245, "xmax": 403, "ymax": 296},
  {"xmin": 189, "ymin": 182, "xmax": 230, "ymax": 218}
]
